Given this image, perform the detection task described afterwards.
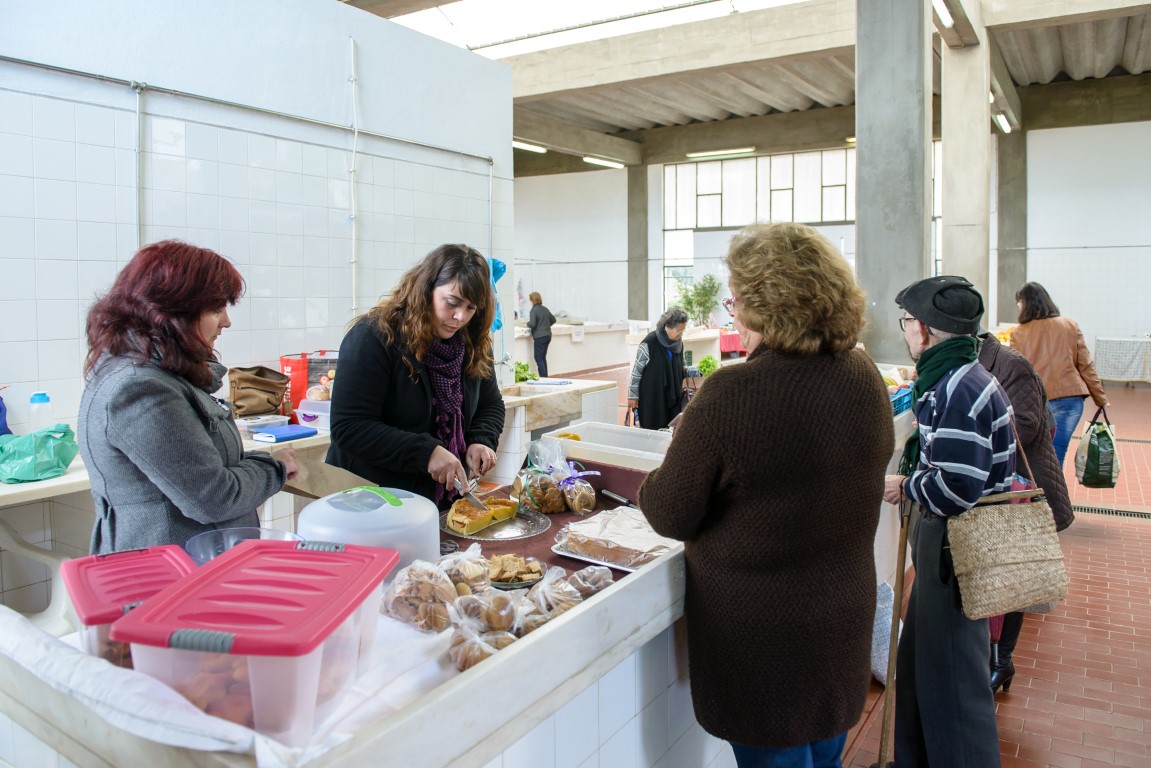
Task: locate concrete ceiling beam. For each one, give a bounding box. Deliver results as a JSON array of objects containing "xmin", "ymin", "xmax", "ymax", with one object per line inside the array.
[
  {"xmin": 513, "ymin": 110, "xmax": 643, "ymax": 166},
  {"xmin": 983, "ymin": 0, "xmax": 1151, "ymax": 31},
  {"xmin": 341, "ymin": 0, "xmax": 460, "ymax": 20},
  {"xmin": 505, "ymin": 0, "xmax": 855, "ymax": 102},
  {"xmin": 989, "ymin": 38, "xmax": 1024, "ymax": 132}
]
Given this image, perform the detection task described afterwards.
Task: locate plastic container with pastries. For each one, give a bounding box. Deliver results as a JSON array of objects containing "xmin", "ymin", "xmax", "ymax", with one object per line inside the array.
[
  {"xmin": 110, "ymin": 539, "xmax": 399, "ymax": 747},
  {"xmin": 60, "ymin": 545, "xmax": 197, "ymax": 668}
]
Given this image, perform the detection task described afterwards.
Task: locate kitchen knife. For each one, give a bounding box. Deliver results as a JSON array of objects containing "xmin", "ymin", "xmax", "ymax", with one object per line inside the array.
[{"xmin": 454, "ymin": 476, "xmax": 487, "ymax": 509}]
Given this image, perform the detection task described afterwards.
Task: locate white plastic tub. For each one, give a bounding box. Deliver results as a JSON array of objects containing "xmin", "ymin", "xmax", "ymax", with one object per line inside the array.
[
  {"xmin": 541, "ymin": 421, "xmax": 671, "ymax": 472},
  {"xmin": 296, "ymin": 399, "xmax": 331, "ymax": 430}
]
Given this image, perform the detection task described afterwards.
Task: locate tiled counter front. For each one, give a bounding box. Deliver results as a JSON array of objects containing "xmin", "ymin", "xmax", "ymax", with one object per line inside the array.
[
  {"xmin": 0, "ymin": 541, "xmax": 744, "ymax": 768},
  {"xmin": 0, "ymin": 617, "xmax": 737, "ymax": 768}
]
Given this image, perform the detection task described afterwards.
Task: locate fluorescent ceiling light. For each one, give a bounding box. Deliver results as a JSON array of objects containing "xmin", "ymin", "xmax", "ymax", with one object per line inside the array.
[
  {"xmin": 988, "ymin": 92, "xmax": 996, "ymax": 104},
  {"xmin": 512, "ymin": 140, "xmax": 547, "ymax": 154},
  {"xmin": 582, "ymin": 156, "xmax": 625, "ymax": 169},
  {"xmin": 932, "ymin": 0, "xmax": 955, "ymax": 29},
  {"xmin": 994, "ymin": 113, "xmax": 1012, "ymax": 134},
  {"xmin": 685, "ymin": 146, "xmax": 756, "ymax": 159},
  {"xmin": 845, "ymin": 136, "xmax": 856, "ymax": 144}
]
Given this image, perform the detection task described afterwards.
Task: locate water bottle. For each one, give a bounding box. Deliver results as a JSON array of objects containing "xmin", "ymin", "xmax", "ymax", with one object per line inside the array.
[{"xmin": 29, "ymin": 391, "xmax": 53, "ymax": 433}]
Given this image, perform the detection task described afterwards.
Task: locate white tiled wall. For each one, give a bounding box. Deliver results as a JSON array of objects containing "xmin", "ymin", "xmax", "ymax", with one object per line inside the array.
[
  {"xmin": 0, "ymin": 70, "xmax": 513, "ymax": 615},
  {"xmin": 0, "ymin": 622, "xmax": 734, "ymax": 768},
  {"xmin": 490, "ymin": 623, "xmax": 735, "ymax": 768}
]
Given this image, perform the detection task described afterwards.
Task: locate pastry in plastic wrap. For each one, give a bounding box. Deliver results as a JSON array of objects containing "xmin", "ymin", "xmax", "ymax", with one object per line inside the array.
[
  {"xmin": 560, "ymin": 478, "xmax": 597, "ymax": 514},
  {"xmin": 449, "ymin": 629, "xmax": 517, "ymax": 671},
  {"xmin": 514, "ymin": 469, "xmax": 565, "ymax": 514},
  {"xmin": 438, "ymin": 543, "xmax": 491, "ymax": 596},
  {"xmin": 556, "ymin": 507, "xmax": 678, "ymax": 569},
  {"xmin": 566, "ymin": 565, "xmax": 614, "ymax": 597},
  {"xmin": 527, "ymin": 566, "xmax": 582, "ymax": 618},
  {"xmin": 382, "ymin": 560, "xmax": 457, "ymax": 632}
]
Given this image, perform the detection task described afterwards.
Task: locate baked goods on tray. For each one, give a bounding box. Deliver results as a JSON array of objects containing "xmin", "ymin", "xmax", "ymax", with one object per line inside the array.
[
  {"xmin": 446, "ymin": 497, "xmax": 519, "ymax": 535},
  {"xmin": 557, "ymin": 507, "xmax": 678, "ymax": 569}
]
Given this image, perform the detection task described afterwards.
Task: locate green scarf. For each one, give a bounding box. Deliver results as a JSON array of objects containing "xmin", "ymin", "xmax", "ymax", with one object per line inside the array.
[{"xmin": 897, "ymin": 336, "xmax": 981, "ymax": 475}]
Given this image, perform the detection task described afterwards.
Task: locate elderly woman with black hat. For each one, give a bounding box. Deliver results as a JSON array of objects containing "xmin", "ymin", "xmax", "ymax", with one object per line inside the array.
[{"xmin": 884, "ymin": 275, "xmax": 1016, "ymax": 768}]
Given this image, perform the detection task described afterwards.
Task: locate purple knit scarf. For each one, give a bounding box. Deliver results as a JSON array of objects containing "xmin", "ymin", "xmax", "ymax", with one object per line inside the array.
[{"xmin": 424, "ymin": 333, "xmax": 466, "ymax": 503}]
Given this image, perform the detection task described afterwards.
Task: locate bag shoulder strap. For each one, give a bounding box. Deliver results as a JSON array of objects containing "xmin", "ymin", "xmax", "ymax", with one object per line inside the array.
[{"xmin": 975, "ymin": 488, "xmax": 1046, "ymax": 505}]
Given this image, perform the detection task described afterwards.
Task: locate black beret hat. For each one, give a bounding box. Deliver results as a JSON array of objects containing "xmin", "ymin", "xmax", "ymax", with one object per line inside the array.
[{"xmin": 895, "ymin": 275, "xmax": 984, "ymax": 335}]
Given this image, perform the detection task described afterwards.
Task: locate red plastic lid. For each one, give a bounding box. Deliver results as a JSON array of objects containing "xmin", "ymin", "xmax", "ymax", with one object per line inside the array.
[
  {"xmin": 110, "ymin": 540, "xmax": 399, "ymax": 656},
  {"xmin": 61, "ymin": 546, "xmax": 197, "ymax": 625}
]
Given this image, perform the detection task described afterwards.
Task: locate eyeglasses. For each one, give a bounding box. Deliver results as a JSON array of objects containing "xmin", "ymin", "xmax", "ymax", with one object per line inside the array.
[
  {"xmin": 898, "ymin": 316, "xmax": 919, "ymax": 332},
  {"xmin": 722, "ymin": 297, "xmax": 737, "ymax": 315}
]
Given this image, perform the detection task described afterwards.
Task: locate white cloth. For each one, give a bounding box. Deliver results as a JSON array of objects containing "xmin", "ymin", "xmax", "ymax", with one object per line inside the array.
[{"xmin": 0, "ymin": 605, "xmax": 454, "ymax": 767}]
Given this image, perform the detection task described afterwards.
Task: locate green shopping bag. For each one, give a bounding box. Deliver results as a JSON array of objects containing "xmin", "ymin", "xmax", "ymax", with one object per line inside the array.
[
  {"xmin": 1075, "ymin": 407, "xmax": 1120, "ymax": 489},
  {"xmin": 0, "ymin": 424, "xmax": 80, "ymax": 483}
]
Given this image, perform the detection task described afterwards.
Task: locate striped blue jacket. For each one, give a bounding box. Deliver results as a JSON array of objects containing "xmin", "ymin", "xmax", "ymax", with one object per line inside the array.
[{"xmin": 906, "ymin": 360, "xmax": 1016, "ymax": 517}]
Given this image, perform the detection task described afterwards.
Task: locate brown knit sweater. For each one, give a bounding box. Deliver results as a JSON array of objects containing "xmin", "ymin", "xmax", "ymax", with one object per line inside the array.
[{"xmin": 638, "ymin": 345, "xmax": 893, "ymax": 748}]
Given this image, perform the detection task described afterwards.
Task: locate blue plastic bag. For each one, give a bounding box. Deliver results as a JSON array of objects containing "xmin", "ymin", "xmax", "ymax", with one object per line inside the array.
[
  {"xmin": 0, "ymin": 393, "xmax": 10, "ymax": 436},
  {"xmin": 0, "ymin": 424, "xmax": 80, "ymax": 483}
]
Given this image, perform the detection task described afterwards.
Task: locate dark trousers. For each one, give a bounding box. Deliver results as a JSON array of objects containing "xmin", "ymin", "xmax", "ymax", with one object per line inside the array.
[
  {"xmin": 894, "ymin": 514, "xmax": 1001, "ymax": 768},
  {"xmin": 533, "ymin": 335, "xmax": 551, "ymax": 378}
]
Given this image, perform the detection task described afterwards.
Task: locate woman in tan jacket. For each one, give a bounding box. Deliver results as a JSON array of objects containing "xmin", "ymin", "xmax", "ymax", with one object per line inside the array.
[{"xmin": 1010, "ymin": 282, "xmax": 1108, "ymax": 467}]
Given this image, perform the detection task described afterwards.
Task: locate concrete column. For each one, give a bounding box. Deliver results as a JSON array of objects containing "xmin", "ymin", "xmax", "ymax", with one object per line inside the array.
[
  {"xmin": 996, "ymin": 131, "xmax": 1027, "ymax": 324},
  {"xmin": 940, "ymin": 4, "xmax": 992, "ymax": 302},
  {"xmin": 627, "ymin": 165, "xmax": 649, "ymax": 320},
  {"xmin": 855, "ymin": 0, "xmax": 933, "ymax": 364}
]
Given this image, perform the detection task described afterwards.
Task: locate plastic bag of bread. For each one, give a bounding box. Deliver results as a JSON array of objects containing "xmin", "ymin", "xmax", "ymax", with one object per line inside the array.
[
  {"xmin": 382, "ymin": 560, "xmax": 456, "ymax": 632},
  {"xmin": 513, "ymin": 441, "xmax": 566, "ymax": 514},
  {"xmin": 566, "ymin": 565, "xmax": 614, "ymax": 598},
  {"xmin": 553, "ymin": 460, "xmax": 599, "ymax": 515},
  {"xmin": 514, "ymin": 468, "xmax": 565, "ymax": 514},
  {"xmin": 438, "ymin": 542, "xmax": 491, "ymax": 596},
  {"xmin": 527, "ymin": 566, "xmax": 583, "ymax": 618},
  {"xmin": 448, "ymin": 625, "xmax": 517, "ymax": 671},
  {"xmin": 451, "ymin": 589, "xmax": 526, "ymax": 634},
  {"xmin": 446, "ymin": 599, "xmax": 518, "ymax": 671}
]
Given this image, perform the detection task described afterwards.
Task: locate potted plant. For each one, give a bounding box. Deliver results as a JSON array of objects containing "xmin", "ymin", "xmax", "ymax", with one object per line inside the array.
[{"xmin": 677, "ymin": 274, "xmax": 723, "ymax": 327}]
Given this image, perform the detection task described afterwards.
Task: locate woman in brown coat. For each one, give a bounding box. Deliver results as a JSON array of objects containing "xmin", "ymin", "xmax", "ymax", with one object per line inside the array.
[
  {"xmin": 638, "ymin": 223, "xmax": 893, "ymax": 767},
  {"xmin": 1009, "ymin": 282, "xmax": 1108, "ymax": 467}
]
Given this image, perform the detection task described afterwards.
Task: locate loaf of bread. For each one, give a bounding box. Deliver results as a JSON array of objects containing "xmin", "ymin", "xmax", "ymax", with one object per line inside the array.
[
  {"xmin": 445, "ymin": 497, "xmax": 519, "ymax": 535},
  {"xmin": 558, "ymin": 507, "xmax": 678, "ymax": 569}
]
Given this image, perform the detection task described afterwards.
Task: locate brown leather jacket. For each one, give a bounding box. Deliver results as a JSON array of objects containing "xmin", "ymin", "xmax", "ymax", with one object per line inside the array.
[
  {"xmin": 979, "ymin": 335, "xmax": 1074, "ymax": 530},
  {"xmin": 1010, "ymin": 316, "xmax": 1107, "ymax": 406}
]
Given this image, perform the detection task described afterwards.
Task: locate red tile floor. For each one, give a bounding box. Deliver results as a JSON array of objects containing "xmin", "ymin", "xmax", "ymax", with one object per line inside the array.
[{"xmin": 568, "ymin": 366, "xmax": 1151, "ymax": 768}]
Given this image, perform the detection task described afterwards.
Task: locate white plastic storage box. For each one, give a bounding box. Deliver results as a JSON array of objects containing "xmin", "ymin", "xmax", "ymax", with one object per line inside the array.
[
  {"xmin": 541, "ymin": 421, "xmax": 671, "ymax": 472},
  {"xmin": 295, "ymin": 399, "xmax": 331, "ymax": 430},
  {"xmin": 60, "ymin": 545, "xmax": 196, "ymax": 668},
  {"xmin": 235, "ymin": 414, "xmax": 290, "ymax": 435},
  {"xmin": 110, "ymin": 540, "xmax": 398, "ymax": 747}
]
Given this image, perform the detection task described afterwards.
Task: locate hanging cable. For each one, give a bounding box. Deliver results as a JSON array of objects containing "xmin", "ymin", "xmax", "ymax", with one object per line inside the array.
[{"xmin": 348, "ymin": 37, "xmax": 362, "ymax": 317}]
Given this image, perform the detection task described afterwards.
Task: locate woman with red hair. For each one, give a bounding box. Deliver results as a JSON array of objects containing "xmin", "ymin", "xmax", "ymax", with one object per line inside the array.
[{"xmin": 79, "ymin": 240, "xmax": 299, "ymax": 554}]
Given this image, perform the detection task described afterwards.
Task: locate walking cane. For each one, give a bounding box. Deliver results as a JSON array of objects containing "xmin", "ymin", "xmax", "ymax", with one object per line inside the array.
[{"xmin": 873, "ymin": 494, "xmax": 911, "ymax": 768}]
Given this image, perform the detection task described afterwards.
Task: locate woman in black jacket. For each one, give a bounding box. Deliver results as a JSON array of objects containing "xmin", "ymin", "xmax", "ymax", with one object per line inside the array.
[
  {"xmin": 327, "ymin": 244, "xmax": 505, "ymax": 507},
  {"xmin": 627, "ymin": 307, "xmax": 689, "ymax": 430},
  {"xmin": 978, "ymin": 330, "xmax": 1074, "ymax": 693}
]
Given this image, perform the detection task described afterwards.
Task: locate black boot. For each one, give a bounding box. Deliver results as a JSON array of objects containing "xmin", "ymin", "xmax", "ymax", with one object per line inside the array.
[
  {"xmin": 990, "ymin": 643, "xmax": 1015, "ymax": 693},
  {"xmin": 991, "ymin": 612, "xmax": 1024, "ymax": 693}
]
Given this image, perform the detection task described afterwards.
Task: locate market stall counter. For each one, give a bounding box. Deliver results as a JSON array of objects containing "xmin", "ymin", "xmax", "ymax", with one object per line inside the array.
[{"xmin": 0, "ymin": 406, "xmax": 910, "ymax": 768}]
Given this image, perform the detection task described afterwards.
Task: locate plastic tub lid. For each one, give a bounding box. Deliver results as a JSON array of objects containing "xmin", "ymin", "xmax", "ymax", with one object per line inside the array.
[
  {"xmin": 61, "ymin": 545, "xmax": 196, "ymax": 625},
  {"xmin": 110, "ymin": 540, "xmax": 398, "ymax": 656}
]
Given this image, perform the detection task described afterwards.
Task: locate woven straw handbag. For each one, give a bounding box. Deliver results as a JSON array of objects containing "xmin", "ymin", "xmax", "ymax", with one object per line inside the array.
[{"xmin": 947, "ymin": 488, "xmax": 1068, "ymax": 620}]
